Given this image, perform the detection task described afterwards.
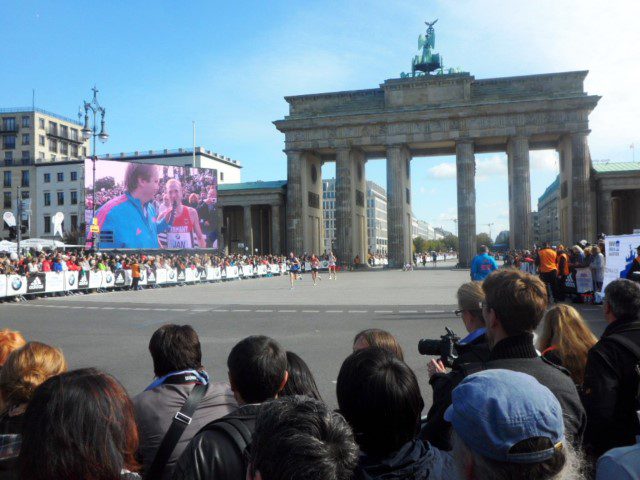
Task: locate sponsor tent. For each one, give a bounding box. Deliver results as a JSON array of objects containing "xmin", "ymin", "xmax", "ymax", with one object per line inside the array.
[
  {"xmin": 0, "ymin": 241, "xmax": 17, "ymax": 253},
  {"xmin": 603, "ymin": 234, "xmax": 640, "ymax": 291}
]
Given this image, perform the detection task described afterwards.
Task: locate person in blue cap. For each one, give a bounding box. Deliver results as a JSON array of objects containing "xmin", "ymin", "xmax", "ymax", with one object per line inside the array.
[{"xmin": 446, "ymin": 369, "xmax": 582, "ymax": 479}]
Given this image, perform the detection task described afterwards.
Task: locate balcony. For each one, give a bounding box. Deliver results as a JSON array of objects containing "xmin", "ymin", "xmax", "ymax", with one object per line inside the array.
[
  {"xmin": 46, "ymin": 128, "xmax": 84, "ymax": 145},
  {"xmin": 0, "ymin": 125, "xmax": 19, "ymax": 134}
]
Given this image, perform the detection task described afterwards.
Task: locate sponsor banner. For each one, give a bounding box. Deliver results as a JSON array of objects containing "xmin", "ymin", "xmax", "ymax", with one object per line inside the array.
[
  {"xmin": 575, "ymin": 268, "xmax": 594, "ymax": 293},
  {"xmin": 242, "ymin": 265, "xmax": 254, "ymax": 277},
  {"xmin": 155, "ymin": 268, "xmax": 167, "ymax": 285},
  {"xmin": 321, "ymin": 260, "xmax": 329, "ymax": 269},
  {"xmin": 165, "ymin": 268, "xmax": 178, "ymax": 284},
  {"xmin": 564, "ymin": 274, "xmax": 577, "ymax": 291},
  {"xmin": 206, "ymin": 266, "xmax": 222, "ymax": 281},
  {"xmin": 78, "ymin": 270, "xmax": 90, "ymax": 289},
  {"xmin": 257, "ymin": 265, "xmax": 267, "ymax": 276},
  {"xmin": 176, "ymin": 268, "xmax": 186, "ymax": 283},
  {"xmin": 65, "ymin": 271, "xmax": 79, "ymax": 292},
  {"xmin": 184, "ymin": 267, "xmax": 199, "ymax": 283},
  {"xmin": 280, "ymin": 264, "xmax": 287, "ymax": 274},
  {"xmin": 138, "ymin": 269, "xmax": 148, "ymax": 286},
  {"xmin": 269, "ymin": 264, "xmax": 280, "ymax": 275},
  {"xmin": 146, "ymin": 267, "xmax": 157, "ymax": 286},
  {"xmin": 304, "ymin": 262, "xmax": 311, "ymax": 271},
  {"xmin": 226, "ymin": 265, "xmax": 239, "ymax": 279},
  {"xmin": 197, "ymin": 267, "xmax": 207, "ymax": 282},
  {"xmin": 6, "ymin": 275, "xmax": 26, "ymax": 296},
  {"xmin": 603, "ymin": 234, "xmax": 640, "ymax": 291},
  {"xmin": 114, "ymin": 269, "xmax": 127, "ymax": 287},
  {"xmin": 0, "ymin": 275, "xmax": 6, "ymax": 297},
  {"xmin": 103, "ymin": 271, "xmax": 115, "ymax": 288},
  {"xmin": 27, "ymin": 273, "xmax": 47, "ymax": 294},
  {"xmin": 45, "ymin": 272, "xmax": 65, "ymax": 293},
  {"xmin": 89, "ymin": 271, "xmax": 103, "ymax": 289}
]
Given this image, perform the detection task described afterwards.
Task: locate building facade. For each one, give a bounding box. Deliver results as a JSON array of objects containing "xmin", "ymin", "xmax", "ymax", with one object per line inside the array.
[
  {"xmin": 367, "ymin": 180, "xmax": 388, "ymax": 254},
  {"xmin": 1, "ymin": 107, "xmax": 90, "ymax": 238},
  {"xmin": 536, "ymin": 175, "xmax": 560, "ymax": 245}
]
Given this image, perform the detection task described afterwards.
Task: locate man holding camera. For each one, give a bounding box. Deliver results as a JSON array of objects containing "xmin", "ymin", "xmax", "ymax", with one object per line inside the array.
[{"xmin": 422, "ymin": 270, "xmax": 585, "ymax": 451}]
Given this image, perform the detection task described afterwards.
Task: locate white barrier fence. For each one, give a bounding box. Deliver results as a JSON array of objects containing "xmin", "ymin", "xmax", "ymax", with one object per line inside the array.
[{"xmin": 0, "ymin": 263, "xmax": 290, "ymax": 299}]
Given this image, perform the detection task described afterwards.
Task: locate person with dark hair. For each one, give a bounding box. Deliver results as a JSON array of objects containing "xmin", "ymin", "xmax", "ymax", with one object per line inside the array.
[
  {"xmin": 133, "ymin": 325, "xmax": 236, "ymax": 480},
  {"xmin": 247, "ymin": 396, "xmax": 358, "ymax": 480},
  {"xmin": 173, "ymin": 335, "xmax": 288, "ymax": 480},
  {"xmin": 423, "ymin": 269, "xmax": 585, "ymax": 451},
  {"xmin": 94, "ymin": 163, "xmax": 174, "ymax": 249},
  {"xmin": 352, "ymin": 328, "xmax": 404, "ymax": 360},
  {"xmin": 626, "ymin": 245, "xmax": 640, "ymax": 282},
  {"xmin": 280, "ymin": 351, "xmax": 322, "ymax": 400},
  {"xmin": 448, "ymin": 369, "xmax": 583, "ymax": 479},
  {"xmin": 18, "ymin": 368, "xmax": 141, "ymax": 480},
  {"xmin": 583, "ymin": 279, "xmax": 640, "ymax": 458},
  {"xmin": 337, "ymin": 347, "xmax": 453, "ymax": 479}
]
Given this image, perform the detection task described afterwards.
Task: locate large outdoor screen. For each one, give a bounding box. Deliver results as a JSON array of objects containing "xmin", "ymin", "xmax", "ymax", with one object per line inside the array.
[{"xmin": 85, "ymin": 159, "xmax": 218, "ymax": 249}]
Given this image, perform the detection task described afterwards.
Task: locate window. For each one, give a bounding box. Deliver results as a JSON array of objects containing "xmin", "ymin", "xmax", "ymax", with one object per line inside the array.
[
  {"xmin": 38, "ymin": 152, "xmax": 45, "ymax": 160},
  {"xmin": 220, "ymin": 172, "xmax": 225, "ymax": 181},
  {"xmin": 49, "ymin": 121, "xmax": 57, "ymax": 136},
  {"xmin": 71, "ymin": 171, "xmax": 77, "ymax": 181},
  {"xmin": 39, "ymin": 135, "xmax": 45, "ymax": 146},
  {"xmin": 71, "ymin": 145, "xmax": 78, "ymax": 157},
  {"xmin": 44, "ymin": 173, "xmax": 50, "ymax": 183},
  {"xmin": 82, "ymin": 147, "xmax": 87, "ymax": 156},
  {"xmin": 3, "ymin": 171, "xmax": 11, "ymax": 188},
  {"xmin": 70, "ymin": 190, "xmax": 78, "ymax": 205},
  {"xmin": 44, "ymin": 215, "xmax": 51, "ymax": 234},
  {"xmin": 21, "ymin": 170, "xmax": 29, "ymax": 187},
  {"xmin": 51, "ymin": 154, "xmax": 56, "ymax": 161},
  {"xmin": 21, "ymin": 151, "xmax": 30, "ymax": 165},
  {"xmin": 22, "ymin": 116, "xmax": 30, "ymax": 128},
  {"xmin": 38, "ymin": 118, "xmax": 45, "ymax": 129},
  {"xmin": 60, "ymin": 125, "xmax": 68, "ymax": 138},
  {"xmin": 44, "ymin": 192, "xmax": 51, "ymax": 206},
  {"xmin": 57, "ymin": 192, "xmax": 64, "ymax": 205},
  {"xmin": 22, "ymin": 134, "xmax": 30, "ymax": 145},
  {"xmin": 3, "ymin": 193, "xmax": 11, "ymax": 208},
  {"xmin": 57, "ymin": 172, "xmax": 64, "ymax": 182},
  {"xmin": 71, "ymin": 214, "xmax": 78, "ymax": 229},
  {"xmin": 2, "ymin": 118, "xmax": 16, "ymax": 131},
  {"xmin": 49, "ymin": 139, "xmax": 57, "ymax": 153},
  {"xmin": 60, "ymin": 142, "xmax": 68, "ymax": 155},
  {"xmin": 71, "ymin": 128, "xmax": 78, "ymax": 141},
  {"xmin": 4, "ymin": 151, "xmax": 13, "ymax": 166},
  {"xmin": 3, "ymin": 135, "xmax": 16, "ymax": 149}
]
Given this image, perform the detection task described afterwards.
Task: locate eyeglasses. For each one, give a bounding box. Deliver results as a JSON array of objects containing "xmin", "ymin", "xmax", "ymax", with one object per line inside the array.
[{"xmin": 454, "ymin": 309, "xmax": 463, "ymax": 316}]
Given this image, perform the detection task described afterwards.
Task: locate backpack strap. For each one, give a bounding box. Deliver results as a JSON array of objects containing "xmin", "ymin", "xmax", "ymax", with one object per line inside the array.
[
  {"xmin": 146, "ymin": 383, "xmax": 207, "ymax": 480},
  {"xmin": 205, "ymin": 417, "xmax": 253, "ymax": 466}
]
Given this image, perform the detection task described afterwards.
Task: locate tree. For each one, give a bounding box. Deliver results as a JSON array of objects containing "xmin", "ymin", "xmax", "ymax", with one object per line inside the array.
[
  {"xmin": 442, "ymin": 234, "xmax": 459, "ymax": 251},
  {"xmin": 413, "ymin": 237, "xmax": 428, "ymax": 253},
  {"xmin": 476, "ymin": 232, "xmax": 494, "ymax": 249},
  {"xmin": 94, "ymin": 176, "xmax": 116, "ymax": 192}
]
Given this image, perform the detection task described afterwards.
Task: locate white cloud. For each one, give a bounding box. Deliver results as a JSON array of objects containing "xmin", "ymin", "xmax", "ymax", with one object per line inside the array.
[
  {"xmin": 530, "ymin": 150, "xmax": 558, "ymax": 173},
  {"xmin": 477, "ymin": 156, "xmax": 507, "ymax": 177},
  {"xmin": 427, "ymin": 162, "xmax": 456, "ymax": 179}
]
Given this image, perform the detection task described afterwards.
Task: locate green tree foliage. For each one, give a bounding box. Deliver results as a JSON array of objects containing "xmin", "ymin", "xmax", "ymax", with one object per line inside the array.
[
  {"xmin": 94, "ymin": 176, "xmax": 116, "ymax": 192},
  {"xmin": 413, "ymin": 236, "xmax": 428, "ymax": 253},
  {"xmin": 476, "ymin": 232, "xmax": 494, "ymax": 249}
]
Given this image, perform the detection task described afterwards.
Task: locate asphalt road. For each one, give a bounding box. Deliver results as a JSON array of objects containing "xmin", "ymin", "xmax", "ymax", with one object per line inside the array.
[{"xmin": 1, "ymin": 261, "xmax": 607, "ymax": 409}]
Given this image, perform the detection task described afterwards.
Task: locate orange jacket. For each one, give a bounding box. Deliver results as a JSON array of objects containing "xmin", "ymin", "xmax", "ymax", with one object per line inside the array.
[
  {"xmin": 538, "ymin": 248, "xmax": 558, "ymax": 273},
  {"xmin": 131, "ymin": 263, "xmax": 141, "ymax": 278},
  {"xmin": 557, "ymin": 253, "xmax": 570, "ymax": 276}
]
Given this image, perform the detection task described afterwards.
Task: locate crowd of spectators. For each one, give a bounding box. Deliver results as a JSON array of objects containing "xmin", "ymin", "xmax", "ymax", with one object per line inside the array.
[{"xmin": 1, "ymin": 268, "xmax": 640, "ymax": 479}]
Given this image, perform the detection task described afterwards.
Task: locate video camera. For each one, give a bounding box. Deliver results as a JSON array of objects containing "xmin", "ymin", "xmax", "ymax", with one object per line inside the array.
[{"xmin": 418, "ymin": 327, "xmax": 460, "ymax": 368}]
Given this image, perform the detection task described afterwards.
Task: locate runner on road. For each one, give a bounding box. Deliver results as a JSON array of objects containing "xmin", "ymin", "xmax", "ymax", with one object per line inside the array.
[
  {"xmin": 288, "ymin": 252, "xmax": 301, "ymax": 289},
  {"xmin": 328, "ymin": 252, "xmax": 337, "ymax": 280},
  {"xmin": 310, "ymin": 254, "xmax": 321, "ymax": 286}
]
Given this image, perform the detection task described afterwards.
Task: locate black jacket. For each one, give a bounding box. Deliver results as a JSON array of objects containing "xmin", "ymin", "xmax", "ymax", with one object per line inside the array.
[
  {"xmin": 627, "ymin": 257, "xmax": 640, "ymax": 282},
  {"xmin": 172, "ymin": 404, "xmax": 260, "ymax": 480},
  {"xmin": 423, "ymin": 333, "xmax": 586, "ymax": 451},
  {"xmin": 582, "ymin": 319, "xmax": 640, "ymax": 457}
]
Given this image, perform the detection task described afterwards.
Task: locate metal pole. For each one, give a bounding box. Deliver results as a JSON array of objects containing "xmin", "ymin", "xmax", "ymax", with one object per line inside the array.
[
  {"xmin": 192, "ymin": 121, "xmax": 196, "ymax": 166},
  {"xmin": 16, "ymin": 186, "xmax": 21, "ymax": 255}
]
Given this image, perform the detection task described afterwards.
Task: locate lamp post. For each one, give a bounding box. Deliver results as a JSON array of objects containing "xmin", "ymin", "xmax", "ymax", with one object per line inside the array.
[{"xmin": 80, "ymin": 86, "xmax": 108, "ymax": 248}]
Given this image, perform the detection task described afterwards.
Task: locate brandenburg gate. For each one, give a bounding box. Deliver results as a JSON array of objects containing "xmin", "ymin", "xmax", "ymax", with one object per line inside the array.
[{"xmin": 274, "ymin": 25, "xmax": 600, "ymax": 268}]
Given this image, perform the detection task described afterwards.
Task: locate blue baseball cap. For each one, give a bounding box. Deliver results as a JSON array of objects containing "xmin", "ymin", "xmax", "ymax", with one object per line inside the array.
[{"xmin": 444, "ymin": 369, "xmax": 564, "ymax": 464}]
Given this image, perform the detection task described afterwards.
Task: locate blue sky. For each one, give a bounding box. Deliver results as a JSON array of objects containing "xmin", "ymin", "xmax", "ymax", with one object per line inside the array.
[{"xmin": 2, "ymin": 0, "xmax": 638, "ymax": 239}]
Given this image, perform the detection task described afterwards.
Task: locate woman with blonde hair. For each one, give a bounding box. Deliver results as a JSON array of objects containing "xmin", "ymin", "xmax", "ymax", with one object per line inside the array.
[
  {"xmin": 0, "ymin": 331, "xmax": 26, "ymax": 368},
  {"xmin": 538, "ymin": 304, "xmax": 597, "ymax": 385},
  {"xmin": 0, "ymin": 342, "xmax": 67, "ymax": 470}
]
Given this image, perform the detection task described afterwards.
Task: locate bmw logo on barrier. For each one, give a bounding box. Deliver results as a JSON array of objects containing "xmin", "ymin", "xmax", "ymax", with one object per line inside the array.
[
  {"xmin": 11, "ymin": 278, "xmax": 22, "ymax": 291},
  {"xmin": 169, "ymin": 270, "xmax": 175, "ymax": 280},
  {"xmin": 106, "ymin": 274, "xmax": 113, "ymax": 283},
  {"xmin": 68, "ymin": 275, "xmax": 76, "ymax": 286}
]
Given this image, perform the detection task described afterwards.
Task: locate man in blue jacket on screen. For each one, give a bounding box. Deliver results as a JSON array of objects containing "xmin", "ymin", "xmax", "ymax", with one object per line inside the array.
[
  {"xmin": 471, "ymin": 245, "xmax": 498, "ymax": 281},
  {"xmin": 93, "ymin": 163, "xmax": 174, "ymax": 249}
]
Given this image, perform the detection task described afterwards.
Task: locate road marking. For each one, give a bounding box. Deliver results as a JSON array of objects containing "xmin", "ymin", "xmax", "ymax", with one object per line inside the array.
[
  {"xmin": 118, "ymin": 307, "xmax": 134, "ymax": 310},
  {"xmin": 326, "ymin": 310, "xmax": 344, "ymax": 313},
  {"xmin": 398, "ymin": 310, "xmax": 418, "ymax": 313},
  {"xmin": 255, "ymin": 309, "xmax": 273, "ymax": 313},
  {"xmin": 374, "ymin": 310, "xmax": 393, "ymax": 314},
  {"xmin": 348, "ymin": 310, "xmax": 367, "ymax": 313},
  {"xmin": 191, "ymin": 309, "xmax": 209, "ymax": 312},
  {"xmin": 134, "ymin": 308, "xmax": 151, "ymax": 311},
  {"xmin": 152, "ymin": 308, "xmax": 168, "ymax": 311},
  {"xmin": 102, "ymin": 307, "xmax": 115, "ymax": 310},
  {"xmin": 70, "ymin": 306, "xmax": 84, "ymax": 309},
  {"xmin": 232, "ymin": 309, "xmax": 251, "ymax": 312},
  {"xmin": 86, "ymin": 306, "xmax": 100, "ymax": 310},
  {"xmin": 302, "ymin": 310, "xmax": 319, "ymax": 313},
  {"xmin": 278, "ymin": 309, "xmax": 297, "ymax": 313},
  {"xmin": 424, "ymin": 310, "xmax": 449, "ymax": 314},
  {"xmin": 169, "ymin": 308, "xmax": 188, "ymax": 312},
  {"xmin": 211, "ymin": 309, "xmax": 228, "ymax": 312}
]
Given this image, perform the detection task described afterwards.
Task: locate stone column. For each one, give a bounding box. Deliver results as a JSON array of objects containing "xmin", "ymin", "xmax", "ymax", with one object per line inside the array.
[
  {"xmin": 286, "ymin": 150, "xmax": 303, "ymax": 254},
  {"xmin": 386, "ymin": 145, "xmax": 412, "ymax": 268},
  {"xmin": 335, "ymin": 148, "xmax": 354, "ymax": 266},
  {"xmin": 507, "ymin": 136, "xmax": 532, "ymax": 249},
  {"xmin": 598, "ymin": 189, "xmax": 612, "ymax": 235},
  {"xmin": 243, "ymin": 205, "xmax": 253, "ymax": 253},
  {"xmin": 271, "ymin": 204, "xmax": 281, "ymax": 254},
  {"xmin": 571, "ymin": 132, "xmax": 593, "ymax": 242},
  {"xmin": 456, "ymin": 140, "xmax": 476, "ymax": 268},
  {"xmin": 214, "ymin": 205, "xmax": 224, "ymax": 253}
]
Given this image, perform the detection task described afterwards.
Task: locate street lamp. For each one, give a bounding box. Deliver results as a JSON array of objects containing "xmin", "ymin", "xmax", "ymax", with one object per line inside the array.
[{"xmin": 80, "ymin": 86, "xmax": 108, "ymax": 248}]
